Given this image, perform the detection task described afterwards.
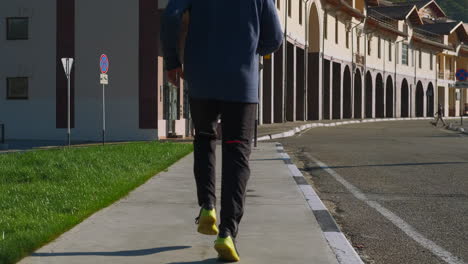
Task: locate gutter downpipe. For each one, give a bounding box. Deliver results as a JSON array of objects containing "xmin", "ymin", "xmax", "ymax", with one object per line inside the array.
[
  {"xmin": 283, "ymin": 0, "xmax": 288, "ymax": 123},
  {"xmin": 395, "ymin": 37, "xmax": 406, "ymax": 118},
  {"xmin": 351, "ymin": 19, "xmax": 365, "ymax": 119}
]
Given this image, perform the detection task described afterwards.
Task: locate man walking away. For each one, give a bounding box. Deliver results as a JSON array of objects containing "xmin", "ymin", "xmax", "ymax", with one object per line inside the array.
[
  {"xmin": 432, "ymin": 104, "xmax": 447, "ymax": 127},
  {"xmin": 161, "ymin": 0, "xmax": 283, "ymax": 262}
]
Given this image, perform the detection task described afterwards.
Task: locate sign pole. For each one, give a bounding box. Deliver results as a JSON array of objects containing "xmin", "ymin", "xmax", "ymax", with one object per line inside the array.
[
  {"xmin": 99, "ymin": 54, "xmax": 109, "ymax": 146},
  {"xmin": 102, "ymin": 84, "xmax": 106, "ymax": 146},
  {"xmin": 67, "ymin": 74, "xmax": 71, "ymax": 146}
]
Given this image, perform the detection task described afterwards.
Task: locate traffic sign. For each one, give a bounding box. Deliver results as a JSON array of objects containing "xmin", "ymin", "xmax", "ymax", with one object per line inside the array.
[
  {"xmin": 100, "ymin": 74, "xmax": 109, "ymax": 85},
  {"xmin": 100, "ymin": 54, "xmax": 109, "ymax": 74},
  {"xmin": 456, "ymin": 69, "xmax": 467, "ymax": 82},
  {"xmin": 61, "ymin": 58, "xmax": 74, "ymax": 77}
]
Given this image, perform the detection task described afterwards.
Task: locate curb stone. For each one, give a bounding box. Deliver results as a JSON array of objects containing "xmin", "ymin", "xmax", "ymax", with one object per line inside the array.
[
  {"xmin": 275, "ymin": 143, "xmax": 364, "ymax": 264},
  {"xmin": 258, "ymin": 117, "xmax": 463, "ymax": 141}
]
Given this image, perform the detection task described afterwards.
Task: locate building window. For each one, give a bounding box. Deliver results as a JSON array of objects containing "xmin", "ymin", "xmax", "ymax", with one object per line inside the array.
[
  {"xmin": 288, "ymin": 0, "xmax": 291, "ymax": 17},
  {"xmin": 430, "ymin": 53, "xmax": 433, "ymax": 70},
  {"xmin": 402, "ymin": 43, "xmax": 409, "ymax": 65},
  {"xmin": 378, "ymin": 37, "xmax": 381, "ymax": 59},
  {"xmin": 299, "ymin": 0, "xmax": 302, "ymax": 25},
  {"xmin": 367, "ymin": 38, "xmax": 371, "ymax": 56},
  {"xmin": 277, "ymin": 0, "xmax": 280, "ymax": 9},
  {"xmin": 324, "ymin": 12, "xmax": 328, "ymax": 39},
  {"xmin": 388, "ymin": 41, "xmax": 392, "ymax": 62},
  {"xmin": 346, "ymin": 31, "xmax": 350, "ymax": 49},
  {"xmin": 335, "ymin": 16, "xmax": 339, "ymax": 44},
  {"xmin": 7, "ymin": 77, "xmax": 29, "ymax": 100},
  {"xmin": 419, "ymin": 49, "xmax": 423, "ymax": 68},
  {"xmin": 6, "ymin": 17, "xmax": 29, "ymax": 40}
]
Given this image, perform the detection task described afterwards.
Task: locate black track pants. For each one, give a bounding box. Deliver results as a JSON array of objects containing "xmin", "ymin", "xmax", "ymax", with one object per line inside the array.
[{"xmin": 190, "ymin": 98, "xmax": 256, "ymax": 238}]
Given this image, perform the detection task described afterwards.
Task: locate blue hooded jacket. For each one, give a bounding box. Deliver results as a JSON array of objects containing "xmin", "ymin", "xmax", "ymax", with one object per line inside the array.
[{"xmin": 161, "ymin": 0, "xmax": 283, "ymax": 103}]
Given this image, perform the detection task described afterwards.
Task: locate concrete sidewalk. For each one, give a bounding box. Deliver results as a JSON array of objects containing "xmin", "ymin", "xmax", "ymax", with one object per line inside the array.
[{"xmin": 18, "ymin": 143, "xmax": 338, "ymax": 264}]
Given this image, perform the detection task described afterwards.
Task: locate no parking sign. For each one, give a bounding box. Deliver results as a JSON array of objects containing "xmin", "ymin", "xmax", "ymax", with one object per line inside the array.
[{"xmin": 100, "ymin": 54, "xmax": 109, "ymax": 84}]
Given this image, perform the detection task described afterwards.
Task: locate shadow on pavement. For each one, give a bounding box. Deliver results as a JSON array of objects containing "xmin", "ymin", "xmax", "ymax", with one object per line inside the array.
[
  {"xmin": 167, "ymin": 258, "xmax": 232, "ymax": 264},
  {"xmin": 31, "ymin": 246, "xmax": 191, "ymax": 257}
]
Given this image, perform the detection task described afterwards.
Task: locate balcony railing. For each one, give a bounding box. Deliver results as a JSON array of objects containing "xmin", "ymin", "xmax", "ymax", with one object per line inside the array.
[
  {"xmin": 367, "ymin": 9, "xmax": 399, "ymax": 31},
  {"xmin": 447, "ymin": 71, "xmax": 455, "ymax": 80},
  {"xmin": 438, "ymin": 71, "xmax": 455, "ymax": 80},
  {"xmin": 354, "ymin": 53, "xmax": 365, "ymax": 65},
  {"xmin": 413, "ymin": 28, "xmax": 443, "ymax": 44}
]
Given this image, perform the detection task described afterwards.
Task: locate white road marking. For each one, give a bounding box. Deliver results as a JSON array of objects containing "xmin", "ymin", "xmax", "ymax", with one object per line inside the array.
[{"xmin": 304, "ymin": 152, "xmax": 467, "ymax": 264}]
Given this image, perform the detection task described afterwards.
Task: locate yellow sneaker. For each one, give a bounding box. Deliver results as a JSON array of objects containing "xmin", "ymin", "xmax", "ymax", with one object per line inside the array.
[
  {"xmin": 214, "ymin": 235, "xmax": 240, "ymax": 262},
  {"xmin": 195, "ymin": 207, "xmax": 219, "ymax": 235}
]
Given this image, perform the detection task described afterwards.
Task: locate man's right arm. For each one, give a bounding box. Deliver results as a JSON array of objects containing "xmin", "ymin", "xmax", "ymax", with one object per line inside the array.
[{"xmin": 257, "ymin": 0, "xmax": 283, "ymax": 56}]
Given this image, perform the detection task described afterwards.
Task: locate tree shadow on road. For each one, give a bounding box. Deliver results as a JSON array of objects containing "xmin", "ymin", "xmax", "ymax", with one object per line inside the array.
[{"xmin": 31, "ymin": 246, "xmax": 191, "ymax": 257}]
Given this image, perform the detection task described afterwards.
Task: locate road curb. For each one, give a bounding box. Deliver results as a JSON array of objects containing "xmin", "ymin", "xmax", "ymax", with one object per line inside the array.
[
  {"xmin": 275, "ymin": 143, "xmax": 364, "ymax": 264},
  {"xmin": 258, "ymin": 117, "xmax": 463, "ymax": 142}
]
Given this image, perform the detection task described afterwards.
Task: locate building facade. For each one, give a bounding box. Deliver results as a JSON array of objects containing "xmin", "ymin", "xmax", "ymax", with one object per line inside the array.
[
  {"xmin": 261, "ymin": 0, "xmax": 468, "ymax": 125},
  {"xmin": 0, "ymin": 0, "xmax": 467, "ymax": 142}
]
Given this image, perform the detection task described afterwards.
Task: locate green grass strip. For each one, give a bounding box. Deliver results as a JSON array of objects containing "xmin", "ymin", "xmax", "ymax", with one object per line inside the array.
[{"xmin": 0, "ymin": 142, "xmax": 193, "ymax": 264}]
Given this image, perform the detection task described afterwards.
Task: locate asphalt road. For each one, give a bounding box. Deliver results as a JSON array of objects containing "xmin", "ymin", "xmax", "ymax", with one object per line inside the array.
[{"xmin": 278, "ymin": 120, "xmax": 468, "ymax": 264}]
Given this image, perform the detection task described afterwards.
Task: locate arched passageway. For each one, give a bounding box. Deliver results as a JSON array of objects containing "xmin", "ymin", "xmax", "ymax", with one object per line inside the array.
[
  {"xmin": 354, "ymin": 69, "xmax": 362, "ymax": 119},
  {"xmin": 296, "ymin": 47, "xmax": 305, "ymax": 120},
  {"xmin": 343, "ymin": 66, "xmax": 352, "ymax": 119},
  {"xmin": 307, "ymin": 3, "xmax": 320, "ymax": 120},
  {"xmin": 375, "ymin": 74, "xmax": 384, "ymax": 118},
  {"xmin": 386, "ymin": 76, "xmax": 394, "ymax": 118},
  {"xmin": 365, "ymin": 72, "xmax": 373, "ymax": 118},
  {"xmin": 416, "ymin": 81, "xmax": 424, "ymax": 117},
  {"xmin": 323, "ymin": 59, "xmax": 331, "ymax": 119},
  {"xmin": 427, "ymin": 83, "xmax": 434, "ymax": 117},
  {"xmin": 401, "ymin": 79, "xmax": 409, "ymax": 117},
  {"xmin": 332, "ymin": 62, "xmax": 341, "ymax": 119},
  {"xmin": 286, "ymin": 42, "xmax": 295, "ymax": 121}
]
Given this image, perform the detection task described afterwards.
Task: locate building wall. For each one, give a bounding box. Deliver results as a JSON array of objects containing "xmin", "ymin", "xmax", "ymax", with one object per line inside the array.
[
  {"xmin": 0, "ymin": 0, "xmax": 159, "ymax": 141},
  {"xmin": 0, "ymin": 1, "xmax": 60, "ymax": 140}
]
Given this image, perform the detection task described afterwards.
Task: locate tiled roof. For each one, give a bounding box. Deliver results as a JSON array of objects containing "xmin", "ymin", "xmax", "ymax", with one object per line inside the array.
[
  {"xmin": 415, "ymin": 22, "xmax": 462, "ymax": 35},
  {"xmin": 368, "ymin": 5, "xmax": 415, "ymax": 20}
]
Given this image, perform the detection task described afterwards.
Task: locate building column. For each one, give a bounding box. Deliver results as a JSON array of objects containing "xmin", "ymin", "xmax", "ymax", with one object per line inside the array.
[
  {"xmin": 329, "ymin": 59, "xmax": 333, "ymax": 120},
  {"xmin": 274, "ymin": 47, "xmax": 284, "ymax": 123},
  {"xmin": 259, "ymin": 56, "xmax": 264, "ymax": 125}
]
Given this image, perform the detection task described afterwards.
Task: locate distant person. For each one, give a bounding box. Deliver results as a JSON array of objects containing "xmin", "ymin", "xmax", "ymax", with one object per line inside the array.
[
  {"xmin": 161, "ymin": 0, "xmax": 283, "ymax": 262},
  {"xmin": 432, "ymin": 104, "xmax": 447, "ymax": 127}
]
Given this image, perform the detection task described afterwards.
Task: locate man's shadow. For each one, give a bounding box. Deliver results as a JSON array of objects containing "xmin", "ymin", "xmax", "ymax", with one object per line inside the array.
[{"xmin": 32, "ymin": 246, "xmax": 191, "ymax": 257}]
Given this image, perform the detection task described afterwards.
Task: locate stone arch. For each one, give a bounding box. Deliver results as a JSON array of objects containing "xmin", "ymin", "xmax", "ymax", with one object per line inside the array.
[
  {"xmin": 375, "ymin": 73, "xmax": 384, "ymax": 118},
  {"xmin": 343, "ymin": 65, "xmax": 352, "ymax": 119},
  {"xmin": 354, "ymin": 69, "xmax": 362, "ymax": 119},
  {"xmin": 401, "ymin": 79, "xmax": 409, "ymax": 117},
  {"xmin": 365, "ymin": 71, "xmax": 373, "ymax": 118},
  {"xmin": 386, "ymin": 76, "xmax": 394, "ymax": 118},
  {"xmin": 307, "ymin": 2, "xmax": 321, "ymax": 120},
  {"xmin": 308, "ymin": 2, "xmax": 320, "ymax": 53},
  {"xmin": 416, "ymin": 81, "xmax": 424, "ymax": 117}
]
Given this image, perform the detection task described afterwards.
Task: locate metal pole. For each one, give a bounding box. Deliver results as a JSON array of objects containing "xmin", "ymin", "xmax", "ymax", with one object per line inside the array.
[
  {"xmin": 103, "ymin": 84, "xmax": 106, "ymax": 146},
  {"xmin": 67, "ymin": 71, "xmax": 71, "ymax": 146},
  {"xmin": 460, "ymin": 89, "xmax": 465, "ymax": 126}
]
